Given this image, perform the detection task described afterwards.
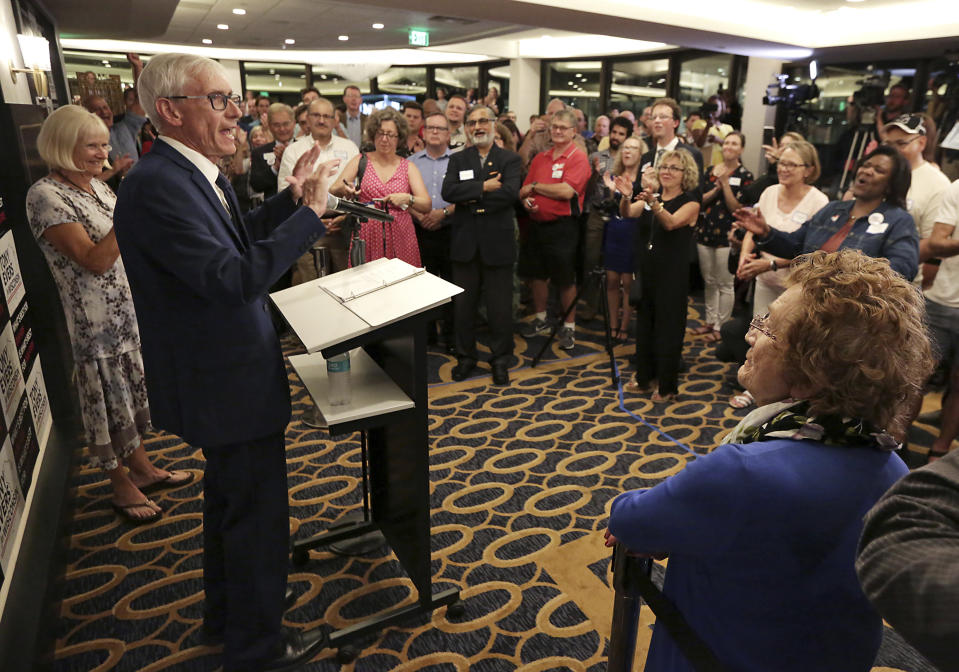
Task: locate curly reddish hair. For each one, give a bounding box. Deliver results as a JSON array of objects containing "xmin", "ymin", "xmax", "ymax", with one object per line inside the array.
[{"xmin": 781, "ymin": 250, "xmax": 933, "ymax": 430}]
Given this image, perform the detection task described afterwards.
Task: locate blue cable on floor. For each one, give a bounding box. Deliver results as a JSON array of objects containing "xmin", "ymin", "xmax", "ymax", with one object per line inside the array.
[{"xmin": 613, "ymin": 357, "xmax": 695, "ymax": 455}]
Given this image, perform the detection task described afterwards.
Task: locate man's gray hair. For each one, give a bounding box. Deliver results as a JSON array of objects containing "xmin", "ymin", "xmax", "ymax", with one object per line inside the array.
[
  {"xmin": 267, "ymin": 102, "xmax": 294, "ymax": 123},
  {"xmin": 467, "ymin": 104, "xmax": 496, "ymax": 119},
  {"xmin": 553, "ymin": 109, "xmax": 577, "ymax": 126},
  {"xmin": 138, "ymin": 53, "xmax": 228, "ymax": 131}
]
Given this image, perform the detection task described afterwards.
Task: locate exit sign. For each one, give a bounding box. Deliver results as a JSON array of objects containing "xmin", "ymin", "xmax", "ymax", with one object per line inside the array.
[{"xmin": 409, "ymin": 29, "xmax": 429, "ymax": 47}]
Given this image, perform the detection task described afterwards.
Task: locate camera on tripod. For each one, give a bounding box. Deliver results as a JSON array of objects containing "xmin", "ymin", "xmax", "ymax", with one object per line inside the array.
[
  {"xmin": 763, "ymin": 74, "xmax": 819, "ymax": 109},
  {"xmin": 852, "ymin": 75, "xmax": 888, "ymax": 109}
]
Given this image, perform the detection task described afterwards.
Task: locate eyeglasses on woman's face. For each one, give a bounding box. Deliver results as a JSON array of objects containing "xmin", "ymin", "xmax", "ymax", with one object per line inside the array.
[
  {"xmin": 748, "ymin": 313, "xmax": 778, "ymax": 340},
  {"xmin": 375, "ymin": 130, "xmax": 399, "ymax": 140},
  {"xmin": 659, "ymin": 164, "xmax": 683, "ymax": 174},
  {"xmin": 777, "ymin": 161, "xmax": 807, "ymax": 171}
]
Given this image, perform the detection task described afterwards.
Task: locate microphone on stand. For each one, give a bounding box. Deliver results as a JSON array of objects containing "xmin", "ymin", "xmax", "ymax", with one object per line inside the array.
[{"xmin": 326, "ymin": 194, "xmax": 395, "ymax": 222}]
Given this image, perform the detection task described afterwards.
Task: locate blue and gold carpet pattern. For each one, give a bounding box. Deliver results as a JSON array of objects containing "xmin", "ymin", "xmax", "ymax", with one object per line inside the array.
[{"xmin": 51, "ymin": 299, "xmax": 940, "ymax": 671}]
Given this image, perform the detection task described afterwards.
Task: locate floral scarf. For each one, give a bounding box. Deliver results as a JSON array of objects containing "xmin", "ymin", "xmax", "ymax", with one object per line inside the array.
[{"xmin": 722, "ymin": 399, "xmax": 900, "ymax": 452}]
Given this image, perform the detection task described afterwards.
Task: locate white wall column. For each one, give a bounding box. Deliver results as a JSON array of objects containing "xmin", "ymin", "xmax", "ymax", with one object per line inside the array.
[
  {"xmin": 740, "ymin": 56, "xmax": 782, "ymax": 178},
  {"xmin": 510, "ymin": 58, "xmax": 540, "ymax": 133},
  {"xmin": 218, "ymin": 59, "xmax": 243, "ymax": 97}
]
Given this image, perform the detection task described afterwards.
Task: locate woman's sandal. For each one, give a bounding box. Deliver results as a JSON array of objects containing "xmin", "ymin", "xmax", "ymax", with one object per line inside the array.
[
  {"xmin": 623, "ymin": 380, "xmax": 650, "ymax": 394},
  {"xmin": 703, "ymin": 330, "xmax": 722, "ymax": 343},
  {"xmin": 729, "ymin": 390, "xmax": 755, "ymax": 409},
  {"xmin": 652, "ymin": 392, "xmax": 676, "ymax": 403},
  {"xmin": 111, "ymin": 499, "xmax": 162, "ymax": 525},
  {"xmin": 688, "ymin": 325, "xmax": 713, "ymax": 335}
]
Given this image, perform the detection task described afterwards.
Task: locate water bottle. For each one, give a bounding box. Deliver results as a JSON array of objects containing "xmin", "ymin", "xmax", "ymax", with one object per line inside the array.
[{"xmin": 326, "ymin": 351, "xmax": 351, "ymax": 406}]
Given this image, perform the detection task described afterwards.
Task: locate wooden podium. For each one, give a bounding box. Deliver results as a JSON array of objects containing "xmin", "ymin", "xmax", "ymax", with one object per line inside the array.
[{"xmin": 271, "ymin": 259, "xmax": 463, "ymax": 662}]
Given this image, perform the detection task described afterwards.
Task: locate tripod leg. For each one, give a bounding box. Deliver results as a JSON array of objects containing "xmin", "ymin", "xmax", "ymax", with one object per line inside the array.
[
  {"xmin": 597, "ymin": 271, "xmax": 619, "ymax": 387},
  {"xmin": 531, "ymin": 284, "xmax": 583, "ymax": 367}
]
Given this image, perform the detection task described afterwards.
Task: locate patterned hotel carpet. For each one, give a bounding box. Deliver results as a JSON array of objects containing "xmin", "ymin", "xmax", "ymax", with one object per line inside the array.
[{"xmin": 51, "ymin": 298, "xmax": 942, "ymax": 672}]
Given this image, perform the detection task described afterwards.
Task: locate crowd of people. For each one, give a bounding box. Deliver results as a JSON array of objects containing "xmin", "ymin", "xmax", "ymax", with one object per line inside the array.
[{"xmin": 33, "ymin": 55, "xmax": 959, "ymax": 671}]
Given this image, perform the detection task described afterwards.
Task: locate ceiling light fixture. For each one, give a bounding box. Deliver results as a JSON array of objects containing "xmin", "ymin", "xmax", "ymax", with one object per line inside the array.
[
  {"xmin": 202, "ymin": 38, "xmax": 213, "ymax": 44},
  {"xmin": 372, "ymin": 23, "xmax": 384, "ymax": 30},
  {"xmin": 338, "ymin": 35, "xmax": 349, "ymax": 41},
  {"xmin": 285, "ymin": 38, "xmax": 295, "ymax": 45},
  {"xmin": 232, "ymin": 8, "xmax": 246, "ymax": 14},
  {"xmin": 217, "ymin": 24, "xmax": 229, "ymax": 30}
]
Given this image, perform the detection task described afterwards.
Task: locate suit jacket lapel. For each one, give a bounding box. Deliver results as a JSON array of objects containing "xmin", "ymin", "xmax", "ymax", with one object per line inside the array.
[{"xmin": 153, "ymin": 140, "xmax": 247, "ymax": 250}]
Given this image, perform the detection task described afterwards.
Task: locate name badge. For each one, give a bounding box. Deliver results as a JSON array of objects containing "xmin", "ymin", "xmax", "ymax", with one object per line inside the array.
[
  {"xmin": 459, "ymin": 169, "xmax": 474, "ymax": 180},
  {"xmin": 552, "ymin": 169, "xmax": 563, "ymax": 179},
  {"xmin": 264, "ymin": 152, "xmax": 276, "ymax": 166},
  {"xmin": 791, "ymin": 211, "xmax": 808, "ymax": 224},
  {"xmin": 866, "ymin": 221, "xmax": 888, "ymax": 234},
  {"xmin": 728, "ymin": 176, "xmax": 741, "ymax": 186},
  {"xmin": 334, "ymin": 150, "xmax": 349, "ymax": 160}
]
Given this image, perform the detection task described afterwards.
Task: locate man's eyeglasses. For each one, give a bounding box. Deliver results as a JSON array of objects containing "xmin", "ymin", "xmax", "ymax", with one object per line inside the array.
[
  {"xmin": 649, "ymin": 114, "xmax": 674, "ymax": 121},
  {"xmin": 308, "ymin": 113, "xmax": 336, "ymax": 121},
  {"xmin": 748, "ymin": 313, "xmax": 777, "ymax": 340},
  {"xmin": 550, "ymin": 124, "xmax": 573, "ymax": 132},
  {"xmin": 165, "ymin": 93, "xmax": 242, "ymax": 110},
  {"xmin": 425, "ymin": 125, "xmax": 450, "ymax": 133},
  {"xmin": 465, "ymin": 118, "xmax": 494, "ymax": 128},
  {"xmin": 778, "ymin": 161, "xmax": 806, "ymax": 170},
  {"xmin": 375, "ymin": 131, "xmax": 399, "ymax": 140},
  {"xmin": 883, "ymin": 137, "xmax": 921, "ymax": 148}
]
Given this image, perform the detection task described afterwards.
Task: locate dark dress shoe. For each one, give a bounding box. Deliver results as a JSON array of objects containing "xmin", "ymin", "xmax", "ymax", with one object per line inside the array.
[
  {"xmin": 491, "ymin": 361, "xmax": 509, "ymax": 386},
  {"xmin": 202, "ymin": 588, "xmax": 298, "ymax": 645},
  {"xmin": 262, "ymin": 628, "xmax": 327, "ymax": 671},
  {"xmin": 451, "ymin": 359, "xmax": 477, "ymax": 381}
]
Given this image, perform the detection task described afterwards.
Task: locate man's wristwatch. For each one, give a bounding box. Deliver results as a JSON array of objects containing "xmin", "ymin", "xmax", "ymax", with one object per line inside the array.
[
  {"xmin": 530, "ymin": 181, "xmax": 538, "ymax": 194},
  {"xmin": 769, "ymin": 259, "xmax": 777, "ymax": 271},
  {"xmin": 442, "ymin": 207, "xmax": 449, "ymax": 217}
]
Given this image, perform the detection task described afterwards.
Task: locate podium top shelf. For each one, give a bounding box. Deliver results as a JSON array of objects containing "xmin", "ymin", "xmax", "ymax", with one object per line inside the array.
[{"xmin": 271, "ymin": 260, "xmax": 462, "ymax": 353}]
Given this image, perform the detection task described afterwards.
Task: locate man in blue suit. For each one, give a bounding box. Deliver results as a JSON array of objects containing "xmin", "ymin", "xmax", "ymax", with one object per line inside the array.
[{"xmin": 114, "ymin": 53, "xmax": 337, "ymax": 672}]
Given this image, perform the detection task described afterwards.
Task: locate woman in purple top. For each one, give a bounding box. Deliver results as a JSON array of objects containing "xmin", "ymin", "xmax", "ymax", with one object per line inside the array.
[{"xmin": 606, "ymin": 250, "xmax": 932, "ymax": 672}]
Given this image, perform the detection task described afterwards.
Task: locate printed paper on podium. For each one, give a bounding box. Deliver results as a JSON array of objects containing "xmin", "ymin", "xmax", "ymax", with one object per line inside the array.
[{"xmin": 271, "ymin": 258, "xmax": 462, "ymax": 352}]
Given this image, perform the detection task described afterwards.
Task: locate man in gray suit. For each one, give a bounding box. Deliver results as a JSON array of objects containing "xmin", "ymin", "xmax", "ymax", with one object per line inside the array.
[{"xmin": 857, "ymin": 451, "xmax": 959, "ymax": 672}]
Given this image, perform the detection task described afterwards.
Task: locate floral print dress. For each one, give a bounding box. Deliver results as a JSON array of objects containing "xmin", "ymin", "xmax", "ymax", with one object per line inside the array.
[
  {"xmin": 357, "ymin": 156, "xmax": 422, "ymax": 266},
  {"xmin": 26, "ymin": 176, "xmax": 150, "ymax": 470}
]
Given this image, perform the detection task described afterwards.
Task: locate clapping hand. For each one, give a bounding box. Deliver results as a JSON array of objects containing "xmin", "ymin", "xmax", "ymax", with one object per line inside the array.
[
  {"xmin": 297, "ymin": 157, "xmax": 341, "ymax": 218},
  {"xmin": 732, "ymin": 206, "xmax": 770, "ymax": 239},
  {"xmin": 285, "ymin": 144, "xmax": 322, "ymax": 200},
  {"xmin": 612, "ymin": 174, "xmax": 634, "ymax": 199}
]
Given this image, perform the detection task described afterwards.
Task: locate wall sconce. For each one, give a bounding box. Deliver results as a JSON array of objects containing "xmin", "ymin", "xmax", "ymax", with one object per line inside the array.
[{"xmin": 9, "ymin": 34, "xmax": 52, "ymax": 99}]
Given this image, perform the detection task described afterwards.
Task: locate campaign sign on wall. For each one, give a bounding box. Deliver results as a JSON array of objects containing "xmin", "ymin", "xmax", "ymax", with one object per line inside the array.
[
  {"xmin": 0, "ymin": 435, "xmax": 23, "ymax": 576},
  {"xmin": 0, "ymin": 231, "xmax": 26, "ymax": 313}
]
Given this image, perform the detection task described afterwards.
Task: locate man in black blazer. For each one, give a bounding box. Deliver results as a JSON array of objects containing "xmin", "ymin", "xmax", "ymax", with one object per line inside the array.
[
  {"xmin": 249, "ymin": 102, "xmax": 297, "ymax": 200},
  {"xmin": 640, "ymin": 97, "xmax": 704, "ymax": 188},
  {"xmin": 442, "ymin": 105, "xmax": 523, "ymax": 385},
  {"xmin": 114, "ymin": 53, "xmax": 338, "ymax": 672}
]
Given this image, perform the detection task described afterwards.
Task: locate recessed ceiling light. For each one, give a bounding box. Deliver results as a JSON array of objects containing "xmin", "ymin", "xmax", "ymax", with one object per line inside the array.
[
  {"xmin": 568, "ymin": 80, "xmax": 574, "ymax": 85},
  {"xmin": 232, "ymin": 8, "xmax": 246, "ymax": 14},
  {"xmin": 845, "ymin": 0, "xmax": 866, "ymax": 3},
  {"xmin": 217, "ymin": 24, "xmax": 229, "ymax": 30},
  {"xmin": 372, "ymin": 23, "xmax": 384, "ymax": 30},
  {"xmin": 338, "ymin": 35, "xmax": 349, "ymax": 41},
  {"xmin": 202, "ymin": 38, "xmax": 213, "ymax": 44},
  {"xmin": 102, "ymin": 59, "xmax": 109, "ymax": 64},
  {"xmin": 575, "ymin": 73, "xmax": 582, "ymax": 77},
  {"xmin": 105, "ymin": 63, "xmax": 111, "ymax": 68},
  {"xmin": 285, "ymin": 38, "xmax": 295, "ymax": 44}
]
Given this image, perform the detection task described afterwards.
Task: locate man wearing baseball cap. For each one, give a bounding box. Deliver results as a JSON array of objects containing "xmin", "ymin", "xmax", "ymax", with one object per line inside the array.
[{"xmin": 884, "ymin": 114, "xmax": 951, "ymax": 286}]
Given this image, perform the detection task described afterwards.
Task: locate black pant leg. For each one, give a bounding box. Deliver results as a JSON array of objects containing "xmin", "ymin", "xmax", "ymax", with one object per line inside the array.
[
  {"xmin": 452, "ymin": 258, "xmax": 482, "ymax": 361},
  {"xmin": 483, "ymin": 262, "xmax": 515, "ymax": 364},
  {"xmin": 201, "ymin": 432, "xmax": 288, "ymax": 670}
]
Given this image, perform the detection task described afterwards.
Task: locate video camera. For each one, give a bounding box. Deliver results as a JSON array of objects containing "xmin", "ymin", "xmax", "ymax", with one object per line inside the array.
[
  {"xmin": 763, "ymin": 74, "xmax": 819, "ymax": 108},
  {"xmin": 851, "ymin": 74, "xmax": 888, "ymax": 109}
]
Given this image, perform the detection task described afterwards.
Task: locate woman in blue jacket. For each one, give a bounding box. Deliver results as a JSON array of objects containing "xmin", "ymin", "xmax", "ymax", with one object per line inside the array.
[{"xmin": 606, "ymin": 249, "xmax": 932, "ymax": 671}]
